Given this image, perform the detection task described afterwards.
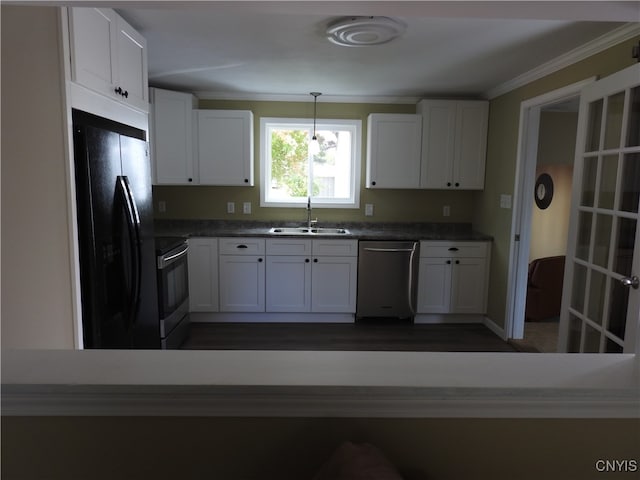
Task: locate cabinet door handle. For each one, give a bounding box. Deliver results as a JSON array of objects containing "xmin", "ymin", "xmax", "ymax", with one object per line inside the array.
[
  {"xmin": 258, "ymin": 258, "xmax": 263, "ymax": 262},
  {"xmin": 446, "ymin": 260, "xmax": 451, "ymax": 264},
  {"xmin": 313, "ymin": 258, "xmax": 318, "ymax": 263},
  {"xmin": 447, "ymin": 182, "xmax": 452, "ymax": 187},
  {"xmin": 455, "ymin": 182, "xmax": 460, "ymax": 187},
  {"xmin": 371, "ymin": 181, "xmax": 376, "ymax": 186},
  {"xmin": 305, "ymin": 258, "xmax": 310, "ymax": 263},
  {"xmin": 455, "ymin": 260, "xmax": 460, "ymax": 264}
]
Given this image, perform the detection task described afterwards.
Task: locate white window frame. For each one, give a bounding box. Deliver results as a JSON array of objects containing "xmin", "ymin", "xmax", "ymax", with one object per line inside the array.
[{"xmin": 260, "ymin": 117, "xmax": 361, "ymax": 208}]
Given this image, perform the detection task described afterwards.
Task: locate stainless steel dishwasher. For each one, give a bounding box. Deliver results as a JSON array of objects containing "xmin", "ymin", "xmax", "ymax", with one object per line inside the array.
[{"xmin": 356, "ymin": 240, "xmax": 420, "ymax": 320}]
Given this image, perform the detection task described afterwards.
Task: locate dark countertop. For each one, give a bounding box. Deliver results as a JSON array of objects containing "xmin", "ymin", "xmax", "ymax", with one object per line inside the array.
[{"xmin": 155, "ymin": 220, "xmax": 493, "ymax": 242}]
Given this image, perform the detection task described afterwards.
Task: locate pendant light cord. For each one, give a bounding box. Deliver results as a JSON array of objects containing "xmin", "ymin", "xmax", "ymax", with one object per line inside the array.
[{"xmin": 311, "ymin": 92, "xmax": 321, "ymax": 140}]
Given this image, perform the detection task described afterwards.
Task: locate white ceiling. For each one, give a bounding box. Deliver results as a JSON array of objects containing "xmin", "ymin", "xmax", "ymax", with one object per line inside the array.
[{"xmin": 116, "ymin": 1, "xmax": 639, "ymax": 101}]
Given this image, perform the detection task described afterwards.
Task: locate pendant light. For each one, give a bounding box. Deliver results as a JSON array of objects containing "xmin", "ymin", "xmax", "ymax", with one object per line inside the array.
[{"xmin": 309, "ymin": 92, "xmax": 321, "ymax": 155}]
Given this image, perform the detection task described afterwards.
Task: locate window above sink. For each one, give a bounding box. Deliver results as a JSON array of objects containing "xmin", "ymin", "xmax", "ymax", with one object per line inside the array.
[{"xmin": 260, "ymin": 117, "xmax": 362, "ymax": 209}]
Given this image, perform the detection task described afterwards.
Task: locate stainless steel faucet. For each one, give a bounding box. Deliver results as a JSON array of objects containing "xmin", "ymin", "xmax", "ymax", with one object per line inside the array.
[{"xmin": 306, "ymin": 196, "xmax": 317, "ymax": 228}]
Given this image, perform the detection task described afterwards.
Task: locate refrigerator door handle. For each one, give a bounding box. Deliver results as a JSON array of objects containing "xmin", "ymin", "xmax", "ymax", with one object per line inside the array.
[{"xmin": 116, "ymin": 175, "xmax": 142, "ymax": 328}]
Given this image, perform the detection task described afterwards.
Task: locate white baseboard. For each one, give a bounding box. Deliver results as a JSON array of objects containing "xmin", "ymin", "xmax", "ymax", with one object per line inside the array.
[{"xmin": 483, "ymin": 316, "xmax": 507, "ymax": 341}]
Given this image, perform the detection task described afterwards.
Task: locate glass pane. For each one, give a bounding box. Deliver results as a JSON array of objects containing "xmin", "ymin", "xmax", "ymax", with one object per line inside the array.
[
  {"xmin": 576, "ymin": 211, "xmax": 593, "ymax": 261},
  {"xmin": 570, "ymin": 263, "xmax": 587, "ymax": 313},
  {"xmin": 626, "ymin": 86, "xmax": 639, "ymax": 147},
  {"xmin": 614, "ymin": 217, "xmax": 636, "ymax": 276},
  {"xmin": 585, "ymin": 99, "xmax": 603, "ymax": 152},
  {"xmin": 269, "ymin": 128, "xmax": 310, "ymax": 200},
  {"xmin": 567, "ymin": 314, "xmax": 582, "ymax": 353},
  {"xmin": 607, "ymin": 279, "xmax": 629, "ymax": 340},
  {"xmin": 587, "ymin": 269, "xmax": 607, "ymax": 326},
  {"xmin": 620, "ymin": 153, "xmax": 640, "ymax": 213},
  {"xmin": 603, "ymin": 92, "xmax": 625, "ymax": 150},
  {"xmin": 593, "ymin": 214, "xmax": 613, "ymax": 268},
  {"xmin": 312, "ymin": 129, "xmax": 352, "ymax": 200},
  {"xmin": 580, "ymin": 156, "xmax": 598, "ymax": 206},
  {"xmin": 605, "ymin": 338, "xmax": 623, "ymax": 353},
  {"xmin": 584, "ymin": 322, "xmax": 601, "ymax": 352},
  {"xmin": 598, "ymin": 155, "xmax": 618, "ymax": 209}
]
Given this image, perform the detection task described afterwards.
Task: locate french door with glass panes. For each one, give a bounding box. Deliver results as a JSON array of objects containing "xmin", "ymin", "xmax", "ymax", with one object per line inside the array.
[{"xmin": 559, "ymin": 63, "xmax": 640, "ymax": 353}]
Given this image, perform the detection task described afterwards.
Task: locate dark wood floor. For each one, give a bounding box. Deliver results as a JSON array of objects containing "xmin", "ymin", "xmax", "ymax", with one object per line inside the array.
[{"xmin": 181, "ymin": 320, "xmax": 520, "ymax": 352}]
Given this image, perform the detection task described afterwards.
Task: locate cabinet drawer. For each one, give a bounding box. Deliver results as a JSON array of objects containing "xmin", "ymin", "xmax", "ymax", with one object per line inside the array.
[
  {"xmin": 420, "ymin": 241, "xmax": 488, "ymax": 258},
  {"xmin": 266, "ymin": 238, "xmax": 312, "ymax": 256},
  {"xmin": 219, "ymin": 237, "xmax": 265, "ymax": 255},
  {"xmin": 312, "ymin": 239, "xmax": 358, "ymax": 257}
]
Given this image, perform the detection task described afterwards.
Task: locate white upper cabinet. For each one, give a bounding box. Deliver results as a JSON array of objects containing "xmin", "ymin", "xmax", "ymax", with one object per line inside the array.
[
  {"xmin": 150, "ymin": 87, "xmax": 196, "ymax": 185},
  {"xmin": 68, "ymin": 8, "xmax": 148, "ymax": 112},
  {"xmin": 366, "ymin": 113, "xmax": 422, "ymax": 188},
  {"xmin": 196, "ymin": 110, "xmax": 254, "ymax": 186},
  {"xmin": 417, "ymin": 100, "xmax": 488, "ymax": 190}
]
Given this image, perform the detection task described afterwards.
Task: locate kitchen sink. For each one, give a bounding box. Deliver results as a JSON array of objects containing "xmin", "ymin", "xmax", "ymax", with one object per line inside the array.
[{"xmin": 268, "ymin": 227, "xmax": 351, "ymax": 235}]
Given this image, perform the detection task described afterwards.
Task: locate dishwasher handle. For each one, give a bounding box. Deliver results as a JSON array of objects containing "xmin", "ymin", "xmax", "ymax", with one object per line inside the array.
[{"xmin": 363, "ymin": 247, "xmax": 416, "ymax": 253}]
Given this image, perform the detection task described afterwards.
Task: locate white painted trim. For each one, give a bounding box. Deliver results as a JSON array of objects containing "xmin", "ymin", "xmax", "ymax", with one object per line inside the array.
[
  {"xmin": 486, "ymin": 23, "xmax": 640, "ymax": 99},
  {"xmin": 2, "ymin": 349, "xmax": 638, "ymax": 418},
  {"xmin": 483, "ymin": 316, "xmax": 506, "ymax": 341},
  {"xmin": 505, "ymin": 77, "xmax": 596, "ymax": 341},
  {"xmin": 414, "ymin": 314, "xmax": 484, "ymax": 324},
  {"xmin": 196, "ymin": 91, "xmax": 421, "ymax": 104}
]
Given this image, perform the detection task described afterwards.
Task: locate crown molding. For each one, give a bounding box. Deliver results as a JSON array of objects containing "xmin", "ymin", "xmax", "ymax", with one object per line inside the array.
[
  {"xmin": 195, "ymin": 91, "xmax": 421, "ymax": 104},
  {"xmin": 486, "ymin": 22, "xmax": 640, "ymax": 99}
]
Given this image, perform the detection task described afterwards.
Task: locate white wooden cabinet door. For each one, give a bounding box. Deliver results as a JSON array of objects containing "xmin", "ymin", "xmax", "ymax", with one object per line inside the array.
[
  {"xmin": 150, "ymin": 88, "xmax": 195, "ymax": 185},
  {"xmin": 366, "ymin": 113, "xmax": 422, "ymax": 188},
  {"xmin": 219, "ymin": 255, "xmax": 265, "ymax": 312},
  {"xmin": 416, "ymin": 257, "xmax": 452, "ymax": 313},
  {"xmin": 418, "ymin": 101, "xmax": 456, "ymax": 189},
  {"xmin": 266, "ymin": 256, "xmax": 312, "ymax": 312},
  {"xmin": 418, "ymin": 100, "xmax": 487, "ymax": 189},
  {"xmin": 196, "ymin": 110, "xmax": 254, "ymax": 186},
  {"xmin": 114, "ymin": 16, "xmax": 149, "ymax": 111},
  {"xmin": 68, "ymin": 8, "xmax": 148, "ymax": 112},
  {"xmin": 454, "ymin": 101, "xmax": 488, "ymax": 189},
  {"xmin": 311, "ymin": 256, "xmax": 358, "ymax": 313},
  {"xmin": 450, "ymin": 258, "xmax": 488, "ymax": 314},
  {"xmin": 187, "ymin": 238, "xmax": 219, "ymax": 312},
  {"xmin": 68, "ymin": 8, "xmax": 117, "ymax": 99}
]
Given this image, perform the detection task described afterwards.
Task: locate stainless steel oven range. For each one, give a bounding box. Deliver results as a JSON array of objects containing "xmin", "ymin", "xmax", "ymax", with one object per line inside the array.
[{"xmin": 155, "ymin": 237, "xmax": 190, "ymax": 349}]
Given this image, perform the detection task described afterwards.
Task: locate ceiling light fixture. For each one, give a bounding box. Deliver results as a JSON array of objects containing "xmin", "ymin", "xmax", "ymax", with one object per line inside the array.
[
  {"xmin": 310, "ymin": 92, "xmax": 321, "ymax": 155},
  {"xmin": 326, "ymin": 16, "xmax": 406, "ymax": 47}
]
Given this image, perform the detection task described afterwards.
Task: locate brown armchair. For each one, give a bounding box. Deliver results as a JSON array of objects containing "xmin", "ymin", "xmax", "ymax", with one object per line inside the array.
[{"xmin": 525, "ymin": 255, "xmax": 566, "ymax": 322}]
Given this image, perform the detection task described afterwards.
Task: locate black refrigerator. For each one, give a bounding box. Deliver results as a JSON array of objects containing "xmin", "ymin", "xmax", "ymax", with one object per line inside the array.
[{"xmin": 73, "ymin": 109, "xmax": 161, "ymax": 349}]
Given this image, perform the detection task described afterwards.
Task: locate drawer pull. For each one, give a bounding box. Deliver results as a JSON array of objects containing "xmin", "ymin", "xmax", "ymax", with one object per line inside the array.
[
  {"xmin": 448, "ymin": 247, "xmax": 459, "ymax": 252},
  {"xmin": 237, "ymin": 245, "xmax": 248, "ymax": 249}
]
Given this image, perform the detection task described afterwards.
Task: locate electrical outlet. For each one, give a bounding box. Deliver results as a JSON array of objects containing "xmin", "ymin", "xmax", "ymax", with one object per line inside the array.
[
  {"xmin": 158, "ymin": 200, "xmax": 166, "ymax": 213},
  {"xmin": 500, "ymin": 194, "xmax": 512, "ymax": 209},
  {"xmin": 227, "ymin": 202, "xmax": 235, "ymax": 214},
  {"xmin": 443, "ymin": 205, "xmax": 450, "ymax": 217},
  {"xmin": 243, "ymin": 202, "xmax": 252, "ymax": 214},
  {"xmin": 365, "ymin": 204, "xmax": 374, "ymax": 216}
]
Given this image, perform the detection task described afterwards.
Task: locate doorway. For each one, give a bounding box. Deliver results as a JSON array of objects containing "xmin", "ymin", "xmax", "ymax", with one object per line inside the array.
[{"xmin": 505, "ymin": 78, "xmax": 595, "ymax": 348}]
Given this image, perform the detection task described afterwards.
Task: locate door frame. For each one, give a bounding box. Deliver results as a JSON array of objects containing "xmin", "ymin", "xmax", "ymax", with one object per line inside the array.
[{"xmin": 505, "ymin": 77, "xmax": 596, "ymax": 340}]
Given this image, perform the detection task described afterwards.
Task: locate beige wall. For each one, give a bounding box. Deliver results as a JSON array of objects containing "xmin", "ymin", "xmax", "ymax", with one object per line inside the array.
[
  {"xmin": 3, "ymin": 416, "xmax": 639, "ymax": 480},
  {"xmin": 529, "ymin": 111, "xmax": 577, "ymax": 261},
  {"xmin": 153, "ymin": 100, "xmax": 477, "ymax": 223},
  {"xmin": 1, "ymin": 6, "xmax": 76, "ymax": 348},
  {"xmin": 474, "ymin": 35, "xmax": 640, "ymax": 330}
]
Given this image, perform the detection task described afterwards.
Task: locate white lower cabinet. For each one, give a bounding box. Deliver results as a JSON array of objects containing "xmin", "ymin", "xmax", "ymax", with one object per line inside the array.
[
  {"xmin": 417, "ymin": 241, "xmax": 490, "ymax": 314},
  {"xmin": 218, "ymin": 238, "xmax": 265, "ymax": 312},
  {"xmin": 187, "ymin": 238, "xmax": 219, "ymax": 312},
  {"xmin": 265, "ymin": 239, "xmax": 357, "ymax": 313}
]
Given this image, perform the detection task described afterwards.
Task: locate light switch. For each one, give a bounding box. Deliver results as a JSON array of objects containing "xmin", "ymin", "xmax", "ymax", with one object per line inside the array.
[
  {"xmin": 365, "ymin": 204, "xmax": 374, "ymax": 216},
  {"xmin": 158, "ymin": 200, "xmax": 166, "ymax": 213},
  {"xmin": 243, "ymin": 202, "xmax": 252, "ymax": 214},
  {"xmin": 443, "ymin": 205, "xmax": 450, "ymax": 217}
]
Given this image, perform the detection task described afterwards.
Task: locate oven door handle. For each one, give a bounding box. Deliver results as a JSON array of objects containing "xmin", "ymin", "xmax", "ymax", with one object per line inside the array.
[{"xmin": 157, "ymin": 244, "xmax": 189, "ymax": 269}]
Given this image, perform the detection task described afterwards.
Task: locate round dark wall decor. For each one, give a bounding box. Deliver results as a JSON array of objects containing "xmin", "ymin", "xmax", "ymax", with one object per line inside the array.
[{"xmin": 534, "ymin": 173, "xmax": 554, "ymax": 210}]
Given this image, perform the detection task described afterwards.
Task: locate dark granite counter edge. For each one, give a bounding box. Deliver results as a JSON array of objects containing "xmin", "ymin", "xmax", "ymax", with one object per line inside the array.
[{"xmin": 154, "ymin": 220, "xmax": 493, "ymax": 242}]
